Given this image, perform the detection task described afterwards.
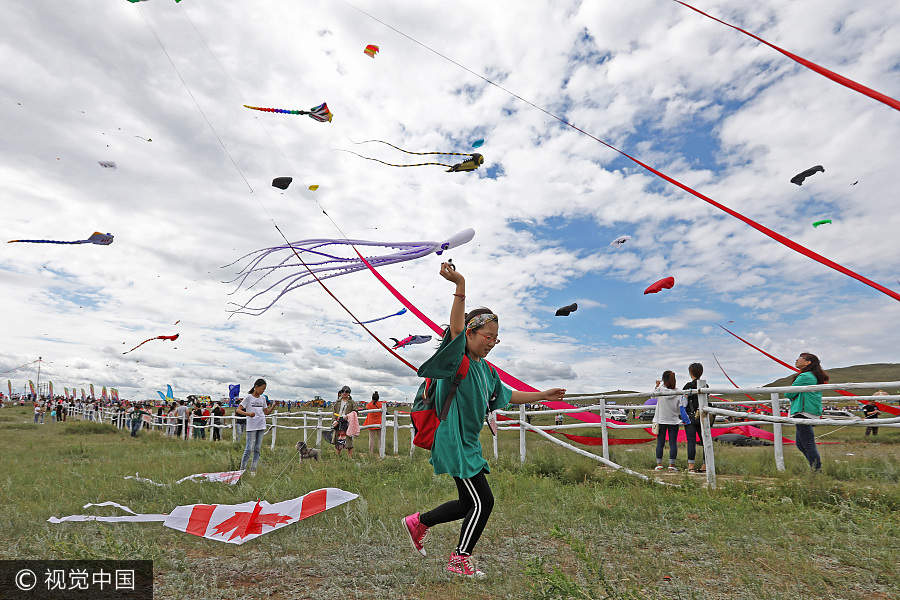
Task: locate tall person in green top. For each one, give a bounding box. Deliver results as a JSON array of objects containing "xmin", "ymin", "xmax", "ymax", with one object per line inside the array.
[
  {"xmin": 786, "ymin": 353, "xmax": 826, "ymax": 471},
  {"xmin": 402, "ymin": 262, "xmax": 566, "ymax": 578}
]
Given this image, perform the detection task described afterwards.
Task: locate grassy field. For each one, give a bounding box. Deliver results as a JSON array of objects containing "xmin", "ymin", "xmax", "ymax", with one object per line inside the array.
[{"xmin": 1, "ymin": 406, "xmax": 898, "ymax": 600}]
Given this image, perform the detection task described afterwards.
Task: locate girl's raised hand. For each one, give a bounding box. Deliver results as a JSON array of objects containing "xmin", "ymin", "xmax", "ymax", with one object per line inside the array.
[{"xmin": 440, "ymin": 262, "xmax": 463, "ymax": 284}]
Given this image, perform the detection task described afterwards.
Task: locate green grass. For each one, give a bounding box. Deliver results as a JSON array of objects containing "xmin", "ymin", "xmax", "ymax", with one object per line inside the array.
[{"xmin": 1, "ymin": 406, "xmax": 898, "ymax": 599}]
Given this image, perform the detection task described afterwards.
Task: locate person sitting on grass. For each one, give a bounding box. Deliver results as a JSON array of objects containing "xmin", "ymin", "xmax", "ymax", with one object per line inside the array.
[{"xmin": 402, "ymin": 262, "xmax": 566, "ymax": 578}]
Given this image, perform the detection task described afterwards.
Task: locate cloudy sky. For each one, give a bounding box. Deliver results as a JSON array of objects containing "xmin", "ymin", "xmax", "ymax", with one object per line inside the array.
[{"xmin": 1, "ymin": 0, "xmax": 898, "ymax": 402}]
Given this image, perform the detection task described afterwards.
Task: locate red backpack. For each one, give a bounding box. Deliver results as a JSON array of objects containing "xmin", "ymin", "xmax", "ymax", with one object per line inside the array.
[{"xmin": 410, "ymin": 355, "xmax": 471, "ymax": 450}]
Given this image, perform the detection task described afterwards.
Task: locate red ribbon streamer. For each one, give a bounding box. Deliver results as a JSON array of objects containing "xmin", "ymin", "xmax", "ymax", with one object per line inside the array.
[{"xmin": 674, "ymin": 1, "xmax": 900, "ymax": 112}]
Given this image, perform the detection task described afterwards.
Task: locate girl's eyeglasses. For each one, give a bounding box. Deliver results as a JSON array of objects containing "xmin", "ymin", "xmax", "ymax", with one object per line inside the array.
[{"xmin": 476, "ymin": 332, "xmax": 499, "ymax": 344}]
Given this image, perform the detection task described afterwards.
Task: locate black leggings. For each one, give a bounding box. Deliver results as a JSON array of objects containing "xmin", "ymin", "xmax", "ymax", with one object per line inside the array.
[
  {"xmin": 419, "ymin": 470, "xmax": 493, "ymax": 555},
  {"xmin": 656, "ymin": 424, "xmax": 679, "ymax": 462}
]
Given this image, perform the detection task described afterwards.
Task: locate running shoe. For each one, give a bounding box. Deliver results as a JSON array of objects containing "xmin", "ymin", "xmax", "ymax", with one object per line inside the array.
[
  {"xmin": 667, "ymin": 466, "xmax": 679, "ymax": 472},
  {"xmin": 654, "ymin": 465, "xmax": 665, "ymax": 471},
  {"xmin": 402, "ymin": 512, "xmax": 428, "ymax": 556},
  {"xmin": 447, "ymin": 552, "xmax": 485, "ymax": 578}
]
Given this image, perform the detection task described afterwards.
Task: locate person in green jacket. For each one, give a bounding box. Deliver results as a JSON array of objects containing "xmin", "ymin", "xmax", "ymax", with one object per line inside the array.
[
  {"xmin": 402, "ymin": 262, "xmax": 566, "ymax": 578},
  {"xmin": 785, "ymin": 352, "xmax": 826, "ymax": 471}
]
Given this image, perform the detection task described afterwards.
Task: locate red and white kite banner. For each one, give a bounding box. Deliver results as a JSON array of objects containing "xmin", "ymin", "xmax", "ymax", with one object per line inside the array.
[
  {"xmin": 124, "ymin": 470, "xmax": 245, "ymax": 487},
  {"xmin": 48, "ymin": 488, "xmax": 358, "ymax": 544}
]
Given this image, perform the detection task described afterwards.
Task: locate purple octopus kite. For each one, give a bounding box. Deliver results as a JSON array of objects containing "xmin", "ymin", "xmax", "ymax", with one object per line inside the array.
[{"xmin": 223, "ymin": 229, "xmax": 474, "ymax": 316}]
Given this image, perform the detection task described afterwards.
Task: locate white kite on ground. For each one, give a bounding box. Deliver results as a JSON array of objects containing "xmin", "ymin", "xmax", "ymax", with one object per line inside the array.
[
  {"xmin": 124, "ymin": 470, "xmax": 245, "ymax": 486},
  {"xmin": 48, "ymin": 488, "xmax": 358, "ymax": 545}
]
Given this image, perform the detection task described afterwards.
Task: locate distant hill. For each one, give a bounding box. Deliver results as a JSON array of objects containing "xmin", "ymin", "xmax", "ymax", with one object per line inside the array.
[{"xmin": 764, "ymin": 363, "xmax": 900, "ymax": 397}]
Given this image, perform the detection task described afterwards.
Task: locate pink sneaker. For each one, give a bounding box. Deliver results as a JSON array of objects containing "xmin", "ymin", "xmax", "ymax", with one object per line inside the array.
[
  {"xmin": 447, "ymin": 552, "xmax": 485, "ymax": 578},
  {"xmin": 402, "ymin": 512, "xmax": 428, "ymax": 556}
]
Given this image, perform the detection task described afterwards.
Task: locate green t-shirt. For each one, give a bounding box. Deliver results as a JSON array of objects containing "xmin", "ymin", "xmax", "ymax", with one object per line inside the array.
[
  {"xmin": 786, "ymin": 371, "xmax": 823, "ymax": 416},
  {"xmin": 418, "ymin": 332, "xmax": 512, "ymax": 479}
]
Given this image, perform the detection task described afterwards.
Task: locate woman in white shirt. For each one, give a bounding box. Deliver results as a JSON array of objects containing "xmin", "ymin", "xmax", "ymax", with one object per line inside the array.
[
  {"xmin": 652, "ymin": 371, "xmax": 686, "ymax": 471},
  {"xmin": 236, "ymin": 378, "xmax": 276, "ymax": 474}
]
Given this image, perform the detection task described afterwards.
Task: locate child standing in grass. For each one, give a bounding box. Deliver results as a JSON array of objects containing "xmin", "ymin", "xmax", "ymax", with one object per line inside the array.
[
  {"xmin": 786, "ymin": 353, "xmax": 825, "ymax": 471},
  {"xmin": 402, "ymin": 262, "xmax": 566, "ymax": 578},
  {"xmin": 682, "ymin": 363, "xmax": 705, "ymax": 473},
  {"xmin": 652, "ymin": 371, "xmax": 685, "ymax": 471}
]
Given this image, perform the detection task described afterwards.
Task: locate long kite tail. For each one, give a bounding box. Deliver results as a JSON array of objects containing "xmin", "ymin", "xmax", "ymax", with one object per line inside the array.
[
  {"xmin": 122, "ymin": 338, "xmax": 152, "ymax": 355},
  {"xmin": 270, "ymin": 224, "xmax": 418, "ymax": 372},
  {"xmin": 336, "ymin": 149, "xmax": 454, "ymax": 168},
  {"xmin": 673, "ymin": 1, "xmax": 900, "ymax": 112},
  {"xmin": 242, "ymin": 104, "xmax": 310, "ymax": 116},
  {"xmin": 711, "ymin": 352, "xmax": 764, "ymax": 406},
  {"xmin": 8, "ymin": 239, "xmax": 85, "ymax": 244},
  {"xmin": 351, "ymin": 139, "xmax": 475, "ymax": 157}
]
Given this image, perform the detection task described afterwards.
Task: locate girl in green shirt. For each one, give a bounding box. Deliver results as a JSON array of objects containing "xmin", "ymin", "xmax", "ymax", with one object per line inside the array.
[
  {"xmin": 402, "ymin": 262, "xmax": 566, "ymax": 578},
  {"xmin": 786, "ymin": 352, "xmax": 826, "ymax": 471}
]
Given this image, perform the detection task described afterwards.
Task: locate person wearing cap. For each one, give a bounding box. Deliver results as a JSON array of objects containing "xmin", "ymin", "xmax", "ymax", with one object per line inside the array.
[{"xmin": 332, "ymin": 386, "xmax": 356, "ymax": 458}]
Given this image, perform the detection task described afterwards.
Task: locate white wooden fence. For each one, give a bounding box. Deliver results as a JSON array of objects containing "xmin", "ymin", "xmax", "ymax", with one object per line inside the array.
[{"xmin": 65, "ymin": 379, "xmax": 900, "ymax": 490}]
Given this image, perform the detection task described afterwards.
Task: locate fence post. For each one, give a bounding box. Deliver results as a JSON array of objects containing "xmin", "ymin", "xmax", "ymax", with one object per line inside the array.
[
  {"xmin": 492, "ymin": 416, "xmax": 499, "ymax": 460},
  {"xmin": 697, "ymin": 379, "xmax": 716, "ymax": 489},
  {"xmin": 519, "ymin": 404, "xmax": 527, "ymax": 464},
  {"xmin": 379, "ymin": 404, "xmax": 388, "ymax": 458},
  {"xmin": 231, "ymin": 413, "xmax": 236, "ymax": 443},
  {"xmin": 303, "ymin": 414, "xmax": 308, "ymax": 442},
  {"xmin": 409, "ymin": 413, "xmax": 415, "ymax": 457},
  {"xmin": 600, "ymin": 401, "xmax": 610, "ymax": 461},
  {"xmin": 393, "ymin": 410, "xmax": 400, "ymax": 455},
  {"xmin": 315, "ymin": 413, "xmax": 323, "ymax": 448},
  {"xmin": 771, "ymin": 392, "xmax": 785, "ymax": 472},
  {"xmin": 270, "ymin": 410, "xmax": 278, "ymax": 450}
]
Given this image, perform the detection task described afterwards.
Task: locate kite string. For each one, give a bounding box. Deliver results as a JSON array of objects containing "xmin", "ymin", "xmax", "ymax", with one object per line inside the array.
[
  {"xmin": 341, "ymin": 0, "xmax": 900, "ymax": 304},
  {"xmin": 137, "ymin": 5, "xmax": 253, "ymax": 193}
]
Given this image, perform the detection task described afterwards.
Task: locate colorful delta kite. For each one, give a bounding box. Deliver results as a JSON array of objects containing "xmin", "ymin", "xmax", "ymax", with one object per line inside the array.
[
  {"xmin": 48, "ymin": 488, "xmax": 358, "ymax": 545},
  {"xmin": 243, "ymin": 102, "xmax": 333, "ymax": 123},
  {"xmin": 791, "ymin": 165, "xmax": 824, "ymax": 186},
  {"xmin": 812, "ymin": 219, "xmax": 832, "ymax": 228},
  {"xmin": 471, "ymin": 139, "xmax": 485, "ymax": 148},
  {"xmin": 555, "ymin": 303, "xmax": 578, "ymax": 316},
  {"xmin": 272, "ymin": 177, "xmax": 292, "ymax": 190},
  {"xmin": 644, "ymin": 276, "xmax": 675, "ymax": 295},
  {"xmin": 363, "ymin": 44, "xmax": 379, "ymax": 58},
  {"xmin": 609, "ymin": 235, "xmax": 631, "ymax": 248},
  {"xmin": 390, "ymin": 334, "xmax": 432, "ymax": 349},
  {"xmin": 123, "ymin": 334, "xmax": 179, "ymax": 355},
  {"xmin": 8, "ymin": 232, "xmax": 114, "ymax": 246},
  {"xmin": 223, "ymin": 229, "xmax": 475, "ymax": 317},
  {"xmin": 340, "ymin": 140, "xmax": 484, "ymax": 173},
  {"xmin": 357, "ymin": 308, "xmax": 407, "ymax": 325},
  {"xmin": 157, "ymin": 384, "xmax": 175, "ymax": 403}
]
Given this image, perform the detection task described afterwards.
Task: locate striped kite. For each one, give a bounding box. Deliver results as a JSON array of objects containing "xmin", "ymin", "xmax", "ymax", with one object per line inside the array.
[
  {"xmin": 364, "ymin": 44, "xmax": 379, "ymax": 58},
  {"xmin": 243, "ymin": 102, "xmax": 333, "ymax": 123},
  {"xmin": 8, "ymin": 232, "xmax": 114, "ymax": 246}
]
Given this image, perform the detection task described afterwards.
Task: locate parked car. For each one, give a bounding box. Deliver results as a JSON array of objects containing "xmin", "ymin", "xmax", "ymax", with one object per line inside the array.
[
  {"xmin": 608, "ymin": 409, "xmax": 628, "ymax": 421},
  {"xmin": 639, "ymin": 410, "xmax": 655, "ymax": 422}
]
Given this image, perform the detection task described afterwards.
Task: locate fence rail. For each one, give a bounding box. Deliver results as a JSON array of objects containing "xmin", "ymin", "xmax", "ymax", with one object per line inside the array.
[{"xmin": 60, "ymin": 378, "xmax": 900, "ymax": 490}]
